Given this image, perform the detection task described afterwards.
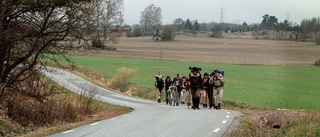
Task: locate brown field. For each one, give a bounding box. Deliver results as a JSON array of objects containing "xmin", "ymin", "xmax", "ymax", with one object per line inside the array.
[{"xmin": 82, "ymin": 35, "xmax": 320, "ymax": 66}]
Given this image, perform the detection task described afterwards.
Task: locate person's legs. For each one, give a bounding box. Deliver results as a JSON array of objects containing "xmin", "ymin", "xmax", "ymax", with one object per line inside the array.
[
  {"xmin": 208, "ymin": 88, "xmax": 213, "ymax": 108},
  {"xmin": 180, "ymin": 89, "xmax": 186, "ymax": 104},
  {"xmin": 213, "ymin": 88, "xmax": 218, "ymax": 108},
  {"xmin": 217, "ymin": 88, "xmax": 223, "ymax": 109},
  {"xmin": 202, "ymin": 89, "xmax": 207, "ymax": 107},
  {"xmin": 165, "ymin": 89, "xmax": 169, "ymax": 105},
  {"xmin": 194, "ymin": 88, "xmax": 201, "ymax": 109},
  {"xmin": 174, "ymin": 87, "xmax": 180, "ymax": 106},
  {"xmin": 190, "ymin": 88, "xmax": 196, "ymax": 109},
  {"xmin": 157, "ymin": 89, "xmax": 161, "ymax": 103}
]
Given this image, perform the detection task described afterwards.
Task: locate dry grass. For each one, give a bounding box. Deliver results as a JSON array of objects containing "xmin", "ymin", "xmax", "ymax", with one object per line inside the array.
[
  {"xmin": 110, "ymin": 67, "xmax": 136, "ymax": 92},
  {"xmin": 0, "ymin": 72, "xmax": 131, "ymax": 137}
]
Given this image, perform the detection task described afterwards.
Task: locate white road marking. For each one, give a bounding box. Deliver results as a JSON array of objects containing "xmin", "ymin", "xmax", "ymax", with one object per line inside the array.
[
  {"xmin": 91, "ymin": 122, "xmax": 99, "ymax": 126},
  {"xmin": 62, "ymin": 130, "xmax": 75, "ymax": 134},
  {"xmin": 227, "ymin": 112, "xmax": 230, "ymax": 114},
  {"xmin": 213, "ymin": 128, "xmax": 220, "ymax": 132},
  {"xmin": 226, "ymin": 115, "xmax": 230, "ymax": 118},
  {"xmin": 111, "ymin": 118, "xmax": 116, "ymax": 120},
  {"xmin": 222, "ymin": 120, "xmax": 227, "ymax": 123}
]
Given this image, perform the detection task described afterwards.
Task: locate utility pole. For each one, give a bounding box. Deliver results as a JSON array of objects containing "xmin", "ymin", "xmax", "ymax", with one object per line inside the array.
[{"xmin": 220, "ymin": 6, "xmax": 225, "ymax": 23}]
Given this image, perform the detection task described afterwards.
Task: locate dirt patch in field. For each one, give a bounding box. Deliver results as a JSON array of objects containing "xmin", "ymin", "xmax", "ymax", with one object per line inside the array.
[{"xmin": 71, "ymin": 35, "xmax": 320, "ymax": 66}]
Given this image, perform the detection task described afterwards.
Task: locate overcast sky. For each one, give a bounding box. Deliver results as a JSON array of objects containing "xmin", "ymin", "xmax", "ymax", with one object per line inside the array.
[{"xmin": 123, "ymin": 0, "xmax": 320, "ymax": 25}]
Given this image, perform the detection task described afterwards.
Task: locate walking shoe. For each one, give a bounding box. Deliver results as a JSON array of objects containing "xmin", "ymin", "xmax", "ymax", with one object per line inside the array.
[
  {"xmin": 196, "ymin": 107, "xmax": 200, "ymax": 110},
  {"xmin": 176, "ymin": 103, "xmax": 179, "ymax": 106}
]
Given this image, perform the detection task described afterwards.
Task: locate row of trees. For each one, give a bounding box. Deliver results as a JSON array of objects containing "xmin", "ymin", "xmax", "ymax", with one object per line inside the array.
[{"xmin": 128, "ymin": 3, "xmax": 320, "ymax": 43}]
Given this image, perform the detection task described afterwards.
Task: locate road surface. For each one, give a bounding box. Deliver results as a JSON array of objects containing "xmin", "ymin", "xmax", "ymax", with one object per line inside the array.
[{"xmin": 43, "ymin": 68, "xmax": 240, "ymax": 137}]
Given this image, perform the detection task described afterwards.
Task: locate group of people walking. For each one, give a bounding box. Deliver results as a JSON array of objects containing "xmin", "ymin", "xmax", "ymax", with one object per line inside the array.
[{"xmin": 154, "ymin": 66, "xmax": 225, "ymax": 110}]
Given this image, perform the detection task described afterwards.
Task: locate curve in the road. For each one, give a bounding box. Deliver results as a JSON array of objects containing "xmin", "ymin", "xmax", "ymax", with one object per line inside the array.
[{"xmin": 42, "ymin": 68, "xmax": 240, "ymax": 137}]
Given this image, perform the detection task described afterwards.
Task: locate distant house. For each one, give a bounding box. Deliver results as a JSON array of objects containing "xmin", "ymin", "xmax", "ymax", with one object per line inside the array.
[{"xmin": 152, "ymin": 31, "xmax": 162, "ymax": 41}]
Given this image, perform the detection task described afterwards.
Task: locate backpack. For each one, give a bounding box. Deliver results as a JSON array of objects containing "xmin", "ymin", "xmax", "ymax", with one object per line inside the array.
[{"xmin": 219, "ymin": 70, "xmax": 224, "ymax": 76}]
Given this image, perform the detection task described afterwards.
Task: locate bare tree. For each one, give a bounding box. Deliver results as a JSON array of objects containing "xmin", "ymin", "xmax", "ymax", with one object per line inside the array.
[
  {"xmin": 140, "ymin": 4, "xmax": 162, "ymax": 35},
  {"xmin": 211, "ymin": 24, "xmax": 223, "ymax": 38},
  {"xmin": 80, "ymin": 0, "xmax": 124, "ymax": 48},
  {"xmin": 251, "ymin": 24, "xmax": 260, "ymax": 39},
  {"xmin": 0, "ymin": 0, "xmax": 123, "ymax": 99},
  {"xmin": 173, "ymin": 18, "xmax": 185, "ymax": 32}
]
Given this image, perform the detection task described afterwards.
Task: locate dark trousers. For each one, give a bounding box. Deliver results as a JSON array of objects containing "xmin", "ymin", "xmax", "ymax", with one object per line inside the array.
[
  {"xmin": 176, "ymin": 87, "xmax": 182, "ymax": 103},
  {"xmin": 165, "ymin": 88, "xmax": 169, "ymax": 104},
  {"xmin": 208, "ymin": 85, "xmax": 214, "ymax": 108},
  {"xmin": 190, "ymin": 87, "xmax": 201, "ymax": 107}
]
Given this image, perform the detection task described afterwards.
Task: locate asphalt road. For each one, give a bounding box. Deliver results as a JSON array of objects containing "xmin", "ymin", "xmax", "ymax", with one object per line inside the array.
[{"xmin": 43, "ymin": 68, "xmax": 240, "ymax": 137}]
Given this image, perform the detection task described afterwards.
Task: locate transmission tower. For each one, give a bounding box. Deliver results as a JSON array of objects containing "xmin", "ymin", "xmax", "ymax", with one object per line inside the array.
[{"xmin": 220, "ymin": 6, "xmax": 225, "ymax": 23}]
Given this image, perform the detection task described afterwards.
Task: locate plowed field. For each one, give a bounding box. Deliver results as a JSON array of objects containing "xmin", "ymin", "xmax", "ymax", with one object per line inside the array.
[{"xmin": 78, "ymin": 36, "xmax": 320, "ymax": 66}]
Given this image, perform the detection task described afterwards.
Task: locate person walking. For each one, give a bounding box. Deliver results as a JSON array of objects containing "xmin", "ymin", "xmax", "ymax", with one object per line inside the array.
[
  {"xmin": 208, "ymin": 73, "xmax": 214, "ymax": 109},
  {"xmin": 164, "ymin": 76, "xmax": 172, "ymax": 105},
  {"xmin": 154, "ymin": 75, "xmax": 164, "ymax": 103},
  {"xmin": 189, "ymin": 66, "xmax": 203, "ymax": 110},
  {"xmin": 180, "ymin": 76, "xmax": 187, "ymax": 104},
  {"xmin": 172, "ymin": 74, "xmax": 182, "ymax": 106},
  {"xmin": 209, "ymin": 70, "xmax": 225, "ymax": 109},
  {"xmin": 186, "ymin": 75, "xmax": 192, "ymax": 108},
  {"xmin": 201, "ymin": 72, "xmax": 210, "ymax": 108}
]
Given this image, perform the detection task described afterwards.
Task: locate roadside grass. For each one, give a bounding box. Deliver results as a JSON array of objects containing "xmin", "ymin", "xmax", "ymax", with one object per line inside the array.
[
  {"xmin": 65, "ymin": 55, "xmax": 320, "ymax": 111},
  {"xmin": 13, "ymin": 74, "xmax": 132, "ymax": 137},
  {"xmin": 228, "ymin": 111, "xmax": 320, "ymax": 137}
]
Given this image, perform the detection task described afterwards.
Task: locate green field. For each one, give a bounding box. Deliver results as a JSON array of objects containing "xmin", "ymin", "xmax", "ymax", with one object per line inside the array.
[{"xmin": 67, "ymin": 55, "xmax": 320, "ymax": 111}]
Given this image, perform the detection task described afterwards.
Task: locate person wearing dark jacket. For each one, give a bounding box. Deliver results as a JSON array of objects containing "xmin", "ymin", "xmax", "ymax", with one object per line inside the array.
[
  {"xmin": 208, "ymin": 73, "xmax": 215, "ymax": 109},
  {"xmin": 155, "ymin": 75, "xmax": 164, "ymax": 103},
  {"xmin": 164, "ymin": 76, "xmax": 172, "ymax": 105},
  {"xmin": 189, "ymin": 66, "xmax": 203, "ymax": 110}
]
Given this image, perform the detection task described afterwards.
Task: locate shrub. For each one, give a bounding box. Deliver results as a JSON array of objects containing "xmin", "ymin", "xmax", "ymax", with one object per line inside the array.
[
  {"xmin": 313, "ymin": 31, "xmax": 320, "ymax": 45},
  {"xmin": 2, "ymin": 75, "xmax": 106, "ymax": 127},
  {"xmin": 111, "ymin": 67, "xmax": 136, "ymax": 92},
  {"xmin": 91, "ymin": 39, "xmax": 104, "ymax": 48},
  {"xmin": 126, "ymin": 31, "xmax": 133, "ymax": 38},
  {"xmin": 161, "ymin": 25, "xmax": 176, "ymax": 41},
  {"xmin": 132, "ymin": 28, "xmax": 142, "ymax": 37},
  {"xmin": 78, "ymin": 85, "xmax": 103, "ymax": 115}
]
